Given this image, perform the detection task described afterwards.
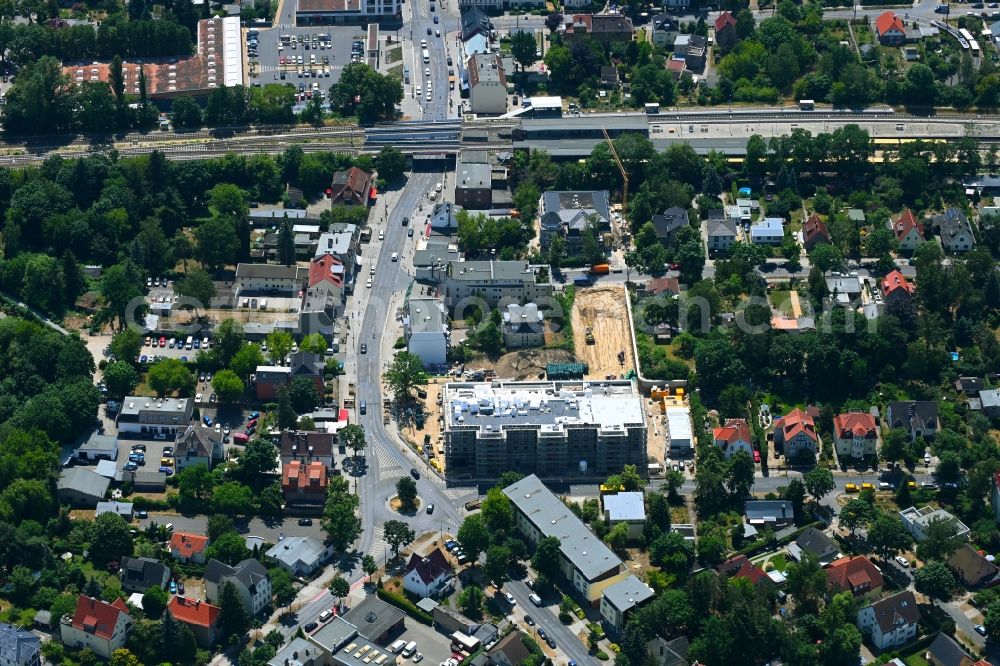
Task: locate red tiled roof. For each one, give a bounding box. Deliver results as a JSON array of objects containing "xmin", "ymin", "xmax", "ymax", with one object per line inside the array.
[
  {"xmin": 827, "ymin": 556, "xmax": 884, "ymax": 595},
  {"xmin": 891, "ymin": 209, "xmax": 925, "ymax": 242},
  {"xmin": 775, "ymin": 408, "xmax": 818, "ymax": 443},
  {"xmin": 714, "ymin": 11, "xmax": 736, "ymax": 32},
  {"xmin": 833, "ymin": 412, "xmax": 877, "ymax": 439},
  {"xmin": 168, "ymin": 596, "xmax": 220, "ymax": 628},
  {"xmin": 282, "ymin": 460, "xmax": 328, "ymax": 494},
  {"xmin": 713, "ymin": 418, "xmax": 751, "ymax": 446},
  {"xmin": 330, "ymin": 167, "xmax": 372, "ymax": 205},
  {"xmin": 881, "ymin": 270, "xmax": 915, "ymax": 297},
  {"xmin": 170, "ymin": 532, "xmax": 210, "ymax": 558},
  {"xmin": 405, "ymin": 549, "xmax": 451, "ymax": 585},
  {"xmin": 646, "ymin": 276, "xmax": 680, "ymax": 295},
  {"xmin": 716, "ymin": 555, "xmax": 769, "ymax": 586},
  {"xmin": 308, "ymin": 253, "xmax": 345, "ymax": 289},
  {"xmin": 875, "ymin": 11, "xmax": 905, "ymax": 35},
  {"xmin": 802, "ymin": 214, "xmax": 831, "ymax": 246},
  {"xmin": 71, "ymin": 596, "xmax": 130, "ymax": 640}
]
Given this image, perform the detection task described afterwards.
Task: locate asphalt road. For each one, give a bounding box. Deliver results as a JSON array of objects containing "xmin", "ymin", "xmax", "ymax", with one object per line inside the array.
[{"xmin": 506, "ymin": 579, "xmax": 594, "ymax": 665}]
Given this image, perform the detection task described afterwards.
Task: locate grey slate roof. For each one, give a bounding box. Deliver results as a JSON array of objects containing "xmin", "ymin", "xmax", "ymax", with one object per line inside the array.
[
  {"xmin": 96, "ymin": 502, "xmax": 134, "ymax": 518},
  {"xmin": 925, "ymin": 632, "xmax": 972, "ymax": 666},
  {"xmin": 933, "ymin": 207, "xmax": 975, "ymax": 247},
  {"xmin": 120, "ymin": 556, "xmax": 170, "ymax": 590},
  {"xmin": 205, "ymin": 558, "xmax": 269, "ymax": 593},
  {"xmin": 77, "ymin": 432, "xmax": 118, "ymax": 454},
  {"xmin": 235, "ymin": 263, "xmax": 307, "ymax": 281},
  {"xmin": 448, "ymin": 260, "xmax": 536, "ymax": 283},
  {"xmin": 867, "ymin": 591, "xmax": 920, "ymax": 634},
  {"xmin": 794, "ymin": 527, "xmax": 839, "ymax": 561},
  {"xmin": 266, "ymin": 536, "xmax": 328, "ymax": 569},
  {"xmin": 886, "ymin": 401, "xmax": 938, "ymax": 433},
  {"xmin": 461, "ymin": 6, "xmax": 493, "ymax": 40},
  {"xmin": 745, "ymin": 500, "xmax": 793, "ymax": 523},
  {"xmin": 503, "ymin": 474, "xmax": 622, "ymax": 582},
  {"xmin": 175, "ymin": 426, "xmax": 220, "ymax": 459},
  {"xmin": 601, "ymin": 574, "xmax": 653, "ymax": 612},
  {"xmin": 341, "ymin": 595, "xmax": 405, "ymax": 642},
  {"xmin": 540, "ymin": 190, "xmax": 611, "ymax": 232},
  {"xmin": 58, "ymin": 468, "xmax": 111, "ymax": 500},
  {"xmin": 651, "ymin": 206, "xmax": 689, "ymax": 238},
  {"xmin": 647, "ymin": 636, "xmax": 689, "ymax": 666},
  {"xmin": 0, "ymin": 622, "xmax": 40, "ymax": 665},
  {"xmin": 706, "ymin": 218, "xmax": 737, "ymax": 237}
]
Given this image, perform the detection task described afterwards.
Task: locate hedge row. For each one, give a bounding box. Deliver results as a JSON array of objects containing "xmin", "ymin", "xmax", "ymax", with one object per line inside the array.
[{"xmin": 376, "ymin": 588, "xmax": 433, "ymax": 625}]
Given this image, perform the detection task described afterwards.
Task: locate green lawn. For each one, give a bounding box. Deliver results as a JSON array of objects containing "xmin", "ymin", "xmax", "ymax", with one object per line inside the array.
[
  {"xmin": 905, "ymin": 653, "xmax": 930, "ymax": 666},
  {"xmin": 766, "ymin": 552, "xmax": 788, "ymax": 572},
  {"xmin": 769, "ymin": 290, "xmax": 792, "ymax": 316}
]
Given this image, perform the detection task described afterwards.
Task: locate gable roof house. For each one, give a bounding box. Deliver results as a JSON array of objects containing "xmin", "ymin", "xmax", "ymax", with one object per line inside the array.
[
  {"xmin": 802, "ymin": 214, "xmax": 832, "ymax": 251},
  {"xmin": 773, "ymin": 408, "xmax": 820, "ymax": 460},
  {"xmin": 403, "ymin": 549, "xmax": 453, "ymax": 599},
  {"xmin": 745, "ymin": 500, "xmax": 794, "ymax": 528},
  {"xmin": 713, "ymin": 419, "xmax": 753, "ymax": 459},
  {"xmin": 168, "ymin": 597, "xmax": 221, "ymax": 648},
  {"xmin": 290, "ymin": 351, "xmax": 325, "ymax": 392},
  {"xmin": 564, "ymin": 13, "xmax": 634, "ymax": 43},
  {"xmin": 925, "ymin": 632, "xmax": 979, "ymax": 666},
  {"xmin": 170, "ymin": 532, "xmax": 210, "ymax": 564},
  {"xmin": 833, "ymin": 412, "xmax": 879, "ymax": 459},
  {"xmin": 887, "ymin": 401, "xmax": 938, "ymax": 440},
  {"xmin": 789, "ymin": 527, "xmax": 841, "ymax": 566},
  {"xmin": 329, "ymin": 167, "xmax": 373, "ymax": 207},
  {"xmin": 714, "ymin": 11, "xmax": 738, "ymax": 50},
  {"xmin": 649, "ymin": 14, "xmax": 680, "ymax": 48},
  {"xmin": 266, "ymin": 536, "xmax": 336, "ymax": 578},
  {"xmin": 933, "ymin": 207, "xmax": 975, "ymax": 253},
  {"xmin": 716, "ymin": 554, "xmax": 772, "ymax": 588},
  {"xmin": 119, "ymin": 556, "xmax": 171, "ymax": 593},
  {"xmin": 174, "ymin": 426, "xmax": 224, "ymax": 473},
  {"xmin": 881, "ymin": 270, "xmax": 916, "ymax": 306},
  {"xmin": 707, "ymin": 218, "xmax": 738, "ymax": 253},
  {"xmin": 890, "ymin": 209, "xmax": 925, "ymax": 252},
  {"xmin": 856, "ymin": 591, "xmax": 920, "ymax": 651},
  {"xmin": 650, "ymin": 207, "xmax": 689, "ymax": 245},
  {"xmin": 0, "ymin": 622, "xmax": 40, "ymax": 666},
  {"xmin": 60, "ymin": 596, "xmax": 132, "ymax": 659},
  {"xmin": 827, "ymin": 556, "xmax": 884, "ymax": 600},
  {"xmin": 57, "ymin": 468, "xmax": 110, "ymax": 507},
  {"xmin": 204, "ymin": 559, "xmax": 271, "ymax": 616},
  {"xmin": 460, "ymin": 6, "xmax": 494, "ymax": 41},
  {"xmin": 280, "ymin": 431, "xmax": 335, "ymax": 471},
  {"xmin": 467, "ymin": 53, "xmax": 508, "ymax": 116},
  {"xmin": 875, "ymin": 11, "xmax": 907, "ymax": 45},
  {"xmin": 538, "ymin": 190, "xmax": 611, "ymax": 253},
  {"xmin": 947, "ymin": 543, "xmax": 1000, "ymax": 588},
  {"xmin": 282, "ymin": 460, "xmax": 329, "ymax": 507},
  {"xmin": 646, "ymin": 637, "xmax": 690, "ymax": 666}
]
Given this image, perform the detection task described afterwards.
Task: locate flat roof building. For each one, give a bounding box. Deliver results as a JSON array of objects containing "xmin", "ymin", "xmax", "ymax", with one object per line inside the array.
[{"xmin": 444, "ymin": 380, "xmax": 647, "ymax": 479}]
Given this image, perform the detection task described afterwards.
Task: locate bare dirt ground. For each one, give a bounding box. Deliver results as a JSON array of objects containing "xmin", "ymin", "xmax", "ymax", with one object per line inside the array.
[
  {"xmin": 571, "ymin": 286, "xmax": 635, "ymax": 379},
  {"xmin": 400, "ymin": 378, "xmax": 445, "ymax": 472},
  {"xmin": 492, "ymin": 348, "xmax": 575, "ymax": 380}
]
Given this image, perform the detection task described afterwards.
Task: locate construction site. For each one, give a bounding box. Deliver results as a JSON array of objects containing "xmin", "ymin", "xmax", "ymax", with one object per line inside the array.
[{"xmin": 571, "ymin": 285, "xmax": 636, "ymax": 380}]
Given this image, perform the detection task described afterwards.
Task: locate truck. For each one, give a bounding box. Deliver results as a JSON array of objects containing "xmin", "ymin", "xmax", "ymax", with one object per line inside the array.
[
  {"xmin": 343, "ymin": 382, "xmax": 356, "ymax": 409},
  {"xmin": 589, "ymin": 263, "xmax": 611, "ymax": 275},
  {"xmin": 573, "ymin": 275, "xmax": 592, "ymax": 287},
  {"xmin": 644, "ymin": 102, "xmax": 660, "ymax": 114},
  {"xmin": 585, "ymin": 327, "xmax": 595, "ymax": 344},
  {"xmin": 360, "ymin": 227, "xmax": 372, "ymax": 243}
]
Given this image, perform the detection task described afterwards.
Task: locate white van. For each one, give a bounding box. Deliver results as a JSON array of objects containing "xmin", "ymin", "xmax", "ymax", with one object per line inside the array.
[
  {"xmin": 259, "ymin": 299, "xmax": 268, "ymax": 310},
  {"xmin": 391, "ymin": 640, "xmax": 407, "ymax": 654},
  {"xmin": 402, "ymin": 642, "xmax": 417, "ymax": 657},
  {"xmin": 185, "ymin": 336, "xmax": 193, "ymax": 350},
  {"xmin": 391, "ymin": 252, "xmax": 399, "ymax": 262},
  {"xmin": 528, "ymin": 593, "xmax": 542, "ymax": 606},
  {"xmin": 318, "ymin": 609, "xmax": 334, "ymax": 623}
]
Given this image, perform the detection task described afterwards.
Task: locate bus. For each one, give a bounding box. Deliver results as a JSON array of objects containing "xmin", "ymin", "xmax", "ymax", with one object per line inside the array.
[
  {"xmin": 422, "ymin": 49, "xmax": 430, "ymax": 63},
  {"xmin": 971, "ymin": 39, "xmax": 981, "ymax": 56},
  {"xmin": 959, "ymin": 28, "xmax": 974, "ymax": 43},
  {"xmin": 644, "ymin": 102, "xmax": 660, "ymax": 114},
  {"xmin": 798, "ymin": 99, "xmax": 815, "ymax": 110}
]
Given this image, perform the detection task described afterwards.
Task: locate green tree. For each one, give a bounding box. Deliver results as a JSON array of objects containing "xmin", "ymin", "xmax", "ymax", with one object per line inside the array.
[
  {"xmin": 266, "ymin": 331, "xmax": 294, "ymax": 365},
  {"xmin": 142, "ymin": 585, "xmax": 168, "ymax": 619},
  {"xmin": 277, "ymin": 217, "xmax": 295, "ymax": 266},
  {"xmin": 985, "ymin": 600, "xmax": 1000, "ymax": 640},
  {"xmin": 230, "ymin": 344, "xmax": 264, "ymax": 384},
  {"xmin": 236, "ymin": 438, "xmax": 278, "ymax": 482},
  {"xmin": 868, "ymin": 513, "xmax": 913, "ymax": 562},
  {"xmin": 510, "ymin": 29, "xmax": 538, "ymax": 69},
  {"xmin": 271, "ymin": 567, "xmax": 296, "ymax": 609},
  {"xmin": 211, "ymin": 482, "xmax": 254, "ymax": 516},
  {"xmin": 605, "ymin": 522, "xmax": 631, "ymax": 552},
  {"xmin": 175, "ymin": 268, "xmax": 216, "ymax": 315},
  {"xmin": 384, "ymin": 519, "xmax": 416, "ymax": 559},
  {"xmin": 375, "ymin": 146, "xmax": 406, "ymax": 182},
  {"xmin": 803, "ymin": 466, "xmax": 835, "ymax": 503},
  {"xmin": 395, "ymin": 476, "xmax": 418, "ymax": 511},
  {"xmin": 300, "ymin": 333, "xmax": 328, "ymax": 355},
  {"xmin": 109, "ymin": 648, "xmax": 143, "ymax": 666},
  {"xmin": 103, "ymin": 361, "xmax": 139, "ymax": 398},
  {"xmin": 457, "ymin": 514, "xmax": 490, "ymax": 564},
  {"xmin": 458, "ymin": 585, "xmax": 484, "ymax": 620},
  {"xmin": 532, "ymin": 535, "xmax": 562, "ymax": 579},
  {"xmin": 383, "ymin": 351, "xmax": 429, "ymax": 400},
  {"xmin": 277, "ymin": 386, "xmax": 297, "ymax": 430},
  {"xmin": 288, "ymin": 376, "xmax": 320, "ymax": 413},
  {"xmin": 328, "ymin": 63, "xmax": 402, "ymax": 125},
  {"xmin": 914, "ymin": 560, "xmax": 955, "ymax": 600},
  {"xmin": 147, "ymin": 358, "xmax": 195, "ymax": 397},
  {"xmin": 786, "ymin": 553, "xmax": 827, "ymax": 615},
  {"xmin": 219, "ymin": 581, "xmax": 249, "ymax": 639},
  {"xmin": 339, "ymin": 423, "xmax": 367, "ymax": 458},
  {"xmin": 211, "ymin": 369, "xmax": 244, "ymax": 403},
  {"xmin": 171, "ymin": 96, "xmax": 202, "ymax": 127},
  {"xmin": 480, "ymin": 487, "xmax": 513, "ymax": 533},
  {"xmin": 328, "ymin": 575, "xmax": 350, "ymax": 605},
  {"xmin": 322, "ymin": 476, "xmax": 361, "ymax": 550},
  {"xmin": 362, "ymin": 554, "xmax": 378, "ymax": 581},
  {"xmin": 92, "ymin": 512, "xmax": 134, "ymax": 563},
  {"xmin": 839, "ymin": 498, "xmax": 876, "ymax": 536},
  {"xmin": 215, "ymin": 319, "xmax": 246, "ymax": 365},
  {"xmin": 916, "ymin": 516, "xmax": 965, "ymax": 562},
  {"xmin": 195, "ymin": 215, "xmax": 241, "ymax": 271},
  {"xmin": 101, "ymin": 263, "xmax": 145, "ymax": 331},
  {"xmin": 485, "ymin": 544, "xmax": 512, "ymax": 583}
]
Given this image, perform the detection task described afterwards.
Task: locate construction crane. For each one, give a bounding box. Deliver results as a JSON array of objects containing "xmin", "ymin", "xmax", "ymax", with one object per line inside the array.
[{"xmin": 601, "ymin": 127, "xmax": 628, "ymax": 218}]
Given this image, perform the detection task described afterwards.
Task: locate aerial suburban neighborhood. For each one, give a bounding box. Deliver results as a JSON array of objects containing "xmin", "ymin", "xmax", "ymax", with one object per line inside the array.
[{"xmin": 0, "ymin": 0, "xmax": 999, "ymax": 662}]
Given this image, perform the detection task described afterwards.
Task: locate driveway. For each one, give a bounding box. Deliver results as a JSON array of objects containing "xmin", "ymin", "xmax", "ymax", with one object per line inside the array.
[{"xmin": 505, "ymin": 579, "xmax": 594, "ymax": 665}]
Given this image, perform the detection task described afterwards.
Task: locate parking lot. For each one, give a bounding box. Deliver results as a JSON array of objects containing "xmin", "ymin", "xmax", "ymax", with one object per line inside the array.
[
  {"xmin": 115, "ymin": 432, "xmax": 178, "ymax": 480},
  {"xmin": 139, "ymin": 333, "xmax": 211, "ymax": 365},
  {"xmin": 248, "ymin": 25, "xmax": 361, "ymax": 94},
  {"xmin": 392, "ymin": 621, "xmax": 453, "ymax": 665}
]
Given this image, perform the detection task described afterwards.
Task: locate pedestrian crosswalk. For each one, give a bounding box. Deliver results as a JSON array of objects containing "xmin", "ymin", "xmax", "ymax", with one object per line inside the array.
[
  {"xmin": 444, "ymin": 487, "xmax": 476, "ymax": 501},
  {"xmin": 371, "ymin": 437, "xmax": 407, "ymax": 482},
  {"xmin": 368, "ymin": 525, "xmax": 388, "ymax": 564}
]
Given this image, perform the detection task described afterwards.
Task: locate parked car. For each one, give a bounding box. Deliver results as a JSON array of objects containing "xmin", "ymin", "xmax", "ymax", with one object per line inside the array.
[{"xmin": 298, "ymin": 518, "xmax": 313, "ymax": 526}]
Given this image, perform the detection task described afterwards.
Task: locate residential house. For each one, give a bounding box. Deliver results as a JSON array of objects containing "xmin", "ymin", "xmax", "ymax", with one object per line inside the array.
[
  {"xmin": 405, "ymin": 297, "xmax": 448, "ymax": 367},
  {"xmin": 289, "ymin": 351, "xmax": 325, "ymax": 393},
  {"xmin": 438, "ymin": 260, "xmax": 553, "ymax": 309},
  {"xmin": 981, "ymin": 389, "xmax": 1000, "ymax": 418},
  {"xmin": 168, "ymin": 597, "xmax": 221, "ymax": 649},
  {"xmin": 713, "ymin": 418, "xmax": 753, "ymax": 459},
  {"xmin": 933, "ymin": 207, "xmax": 975, "ymax": 253},
  {"xmin": 467, "ymin": 53, "xmax": 508, "ymax": 115},
  {"xmin": 602, "ymin": 492, "xmax": 646, "ymax": 540},
  {"xmin": 856, "ymin": 591, "xmax": 920, "ymax": 651},
  {"xmin": 925, "ymin": 632, "xmax": 979, "ymax": 666},
  {"xmin": 600, "ymin": 65, "xmax": 620, "ymax": 87},
  {"xmin": 255, "ymin": 365, "xmax": 292, "ymax": 401},
  {"xmin": 802, "ymin": 213, "xmax": 831, "ymax": 251},
  {"xmin": 875, "ymin": 12, "xmax": 907, "ymax": 45},
  {"xmin": 57, "ymin": 468, "xmax": 110, "ymax": 507},
  {"xmin": 642, "ymin": 277, "xmax": 680, "ymax": 297},
  {"xmin": 204, "ymin": 559, "xmax": 271, "ymax": 616},
  {"xmin": 127, "ymin": 470, "xmax": 165, "ymax": 492},
  {"xmin": 460, "ymin": 7, "xmax": 494, "ymax": 42},
  {"xmin": 174, "ymin": 426, "xmax": 224, "ymax": 473},
  {"xmin": 789, "ymin": 527, "xmax": 840, "ymax": 566},
  {"xmin": 827, "ymin": 556, "xmax": 884, "ymax": 601},
  {"xmin": 314, "ymin": 224, "xmax": 360, "ymax": 282},
  {"xmin": 947, "ymin": 543, "xmax": 999, "ymax": 588},
  {"xmin": 646, "ymin": 637, "xmax": 690, "ymax": 666},
  {"xmin": 329, "ymin": 167, "xmax": 373, "ymax": 207},
  {"xmin": 650, "ymin": 207, "xmax": 689, "ymax": 245},
  {"xmin": 899, "ymin": 506, "xmax": 970, "ymax": 542},
  {"xmin": 266, "ymin": 537, "xmax": 335, "ymax": 577},
  {"xmin": 826, "ymin": 274, "xmax": 863, "ymax": 305},
  {"xmin": 95, "ymin": 502, "xmax": 134, "ymax": 520},
  {"xmin": 170, "ymin": 532, "xmax": 210, "ymax": 565},
  {"xmin": 75, "ymin": 432, "xmax": 118, "ymax": 462},
  {"xmin": 300, "ymin": 278, "xmax": 343, "ymax": 339},
  {"xmin": 282, "ymin": 460, "xmax": 329, "ymax": 507},
  {"xmin": 0, "ymin": 622, "xmax": 40, "ymax": 666},
  {"xmin": 403, "ymin": 549, "xmax": 453, "ymax": 599},
  {"xmin": 745, "ymin": 500, "xmax": 794, "ymax": 528},
  {"xmin": 716, "ymin": 554, "xmax": 772, "ymax": 588},
  {"xmin": 833, "ymin": 412, "xmax": 879, "ymax": 459},
  {"xmin": 714, "ymin": 11, "xmax": 738, "ymax": 51},
  {"xmin": 673, "ymin": 33, "xmax": 707, "ymax": 71},
  {"xmin": 890, "ymin": 209, "xmax": 925, "ymax": 252},
  {"xmin": 119, "ymin": 557, "xmax": 171, "ymax": 594},
  {"xmin": 455, "ymin": 158, "xmax": 493, "ymax": 209},
  {"xmin": 503, "ymin": 475, "xmax": 628, "ymax": 605},
  {"xmin": 341, "ymin": 596, "xmax": 406, "ymax": 644},
  {"xmin": 886, "ymin": 401, "xmax": 938, "ymax": 440},
  {"xmin": 234, "ymin": 263, "xmax": 308, "ymax": 295},
  {"xmin": 60, "ymin": 596, "xmax": 132, "ymax": 659},
  {"xmin": 539, "ymin": 190, "xmax": 611, "ymax": 253},
  {"xmin": 599, "ymin": 575, "xmax": 654, "ymax": 637},
  {"xmin": 116, "ymin": 396, "xmax": 193, "ymax": 437},
  {"xmin": 502, "ymin": 303, "xmax": 544, "ymax": 349},
  {"xmin": 955, "ymin": 376, "xmax": 984, "ymax": 396},
  {"xmin": 707, "ymin": 217, "xmax": 738, "ymax": 253},
  {"xmin": 483, "ymin": 632, "xmax": 532, "ymax": 666},
  {"xmin": 773, "ymin": 408, "xmax": 820, "ymax": 459},
  {"xmin": 881, "ymin": 270, "xmax": 916, "ymax": 306},
  {"xmin": 280, "ymin": 431, "xmax": 335, "ymax": 471},
  {"xmin": 563, "ymin": 13, "xmax": 634, "ymax": 43},
  {"xmin": 750, "ymin": 218, "xmax": 784, "ymax": 244}
]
